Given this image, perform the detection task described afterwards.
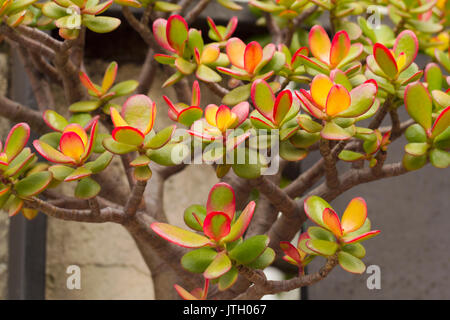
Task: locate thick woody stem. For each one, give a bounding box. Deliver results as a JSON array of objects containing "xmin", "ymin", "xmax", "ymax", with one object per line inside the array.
[
  {"xmin": 265, "ymin": 12, "xmax": 282, "ymax": 44},
  {"xmin": 125, "ymin": 180, "xmax": 148, "ymax": 217},
  {"xmin": 320, "ymin": 139, "xmax": 340, "ymax": 189},
  {"xmin": 88, "ymin": 197, "xmax": 101, "ymax": 216},
  {"xmin": 0, "ymin": 95, "xmax": 48, "ymax": 134},
  {"xmin": 249, "ymin": 176, "xmax": 299, "ymax": 218},
  {"xmin": 389, "ymin": 108, "xmax": 401, "ymax": 139},
  {"xmin": 369, "ymin": 96, "xmax": 393, "ymax": 130}
]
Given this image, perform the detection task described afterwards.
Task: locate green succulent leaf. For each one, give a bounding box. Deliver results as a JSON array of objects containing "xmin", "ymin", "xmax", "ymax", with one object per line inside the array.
[
  {"xmin": 74, "ymin": 177, "xmax": 101, "ymax": 199},
  {"xmin": 15, "ymin": 171, "xmax": 53, "ymax": 198},
  {"xmin": 181, "ymin": 247, "xmax": 218, "ymax": 274},
  {"xmin": 338, "ymin": 251, "xmax": 366, "ymax": 274},
  {"xmin": 228, "ymin": 235, "xmax": 269, "ymax": 264}
]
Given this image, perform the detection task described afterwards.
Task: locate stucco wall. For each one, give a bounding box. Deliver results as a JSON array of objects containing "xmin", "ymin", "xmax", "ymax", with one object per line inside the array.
[{"xmin": 0, "ymin": 52, "xmax": 10, "ymax": 300}]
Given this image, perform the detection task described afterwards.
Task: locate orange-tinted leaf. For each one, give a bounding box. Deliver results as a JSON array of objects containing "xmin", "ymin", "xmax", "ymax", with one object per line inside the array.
[
  {"xmin": 191, "ymin": 80, "xmax": 201, "ymax": 107},
  {"xmin": 326, "ymin": 84, "xmax": 351, "ymax": 116},
  {"xmin": 79, "ymin": 71, "xmax": 102, "ymax": 96},
  {"xmin": 309, "ymin": 25, "xmax": 331, "ymax": 65},
  {"xmin": 101, "ymin": 61, "xmax": 117, "ymax": 93},
  {"xmin": 322, "ymin": 208, "xmax": 343, "ymax": 238},
  {"xmin": 63, "ymin": 123, "xmax": 88, "ymax": 146},
  {"xmin": 110, "ymin": 107, "xmax": 128, "ymax": 127},
  {"xmin": 330, "ymin": 30, "xmax": 350, "ymax": 67},
  {"xmin": 174, "ymin": 284, "xmax": 199, "ymax": 300},
  {"xmin": 311, "ymin": 74, "xmax": 333, "ymax": 109},
  {"xmin": 341, "ymin": 197, "xmax": 367, "ymax": 234},
  {"xmin": 33, "ymin": 140, "xmax": 76, "ymax": 164},
  {"xmin": 244, "ymin": 41, "xmax": 263, "ymax": 74},
  {"xmin": 60, "ymin": 131, "xmax": 85, "ymax": 161},
  {"xmin": 226, "ymin": 37, "xmax": 245, "ymax": 69}
]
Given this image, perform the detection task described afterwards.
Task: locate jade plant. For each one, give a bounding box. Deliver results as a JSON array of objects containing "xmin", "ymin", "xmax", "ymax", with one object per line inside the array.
[{"xmin": 0, "ymin": 0, "xmax": 448, "ymax": 300}]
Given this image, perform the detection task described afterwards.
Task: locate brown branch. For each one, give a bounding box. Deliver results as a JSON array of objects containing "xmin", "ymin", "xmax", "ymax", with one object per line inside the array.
[
  {"xmin": 265, "ymin": 12, "xmax": 282, "ymax": 44},
  {"xmin": 88, "ymin": 197, "xmax": 101, "ymax": 216},
  {"xmin": 137, "ymin": 48, "xmax": 158, "ymax": 94},
  {"xmin": 389, "ymin": 108, "xmax": 401, "ymax": 139},
  {"xmin": 15, "ymin": 24, "xmax": 62, "ymax": 51},
  {"xmin": 369, "ymin": 96, "xmax": 393, "ymax": 130},
  {"xmin": 184, "ymin": 0, "xmax": 211, "ymax": 24},
  {"xmin": 285, "ymin": 5, "xmax": 318, "ymax": 45},
  {"xmin": 204, "ymin": 81, "xmax": 230, "ymax": 98},
  {"xmin": 125, "ymin": 180, "xmax": 147, "ymax": 217},
  {"xmin": 0, "ymin": 95, "xmax": 48, "ymax": 134},
  {"xmin": 319, "ymin": 139, "xmax": 340, "ymax": 189},
  {"xmin": 122, "ymin": 6, "xmax": 156, "ymax": 48},
  {"xmin": 235, "ymin": 254, "xmax": 338, "ymax": 299},
  {"xmin": 0, "ymin": 25, "xmax": 55, "ymax": 59},
  {"xmin": 249, "ymin": 176, "xmax": 299, "ymax": 219},
  {"xmin": 25, "ymin": 197, "xmax": 125, "ymax": 223}
]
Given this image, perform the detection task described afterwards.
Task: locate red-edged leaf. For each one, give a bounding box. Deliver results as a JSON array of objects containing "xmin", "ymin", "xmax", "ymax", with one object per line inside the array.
[
  {"xmin": 322, "ymin": 208, "xmax": 343, "ymax": 238},
  {"xmin": 251, "ymin": 79, "xmax": 275, "ymax": 121},
  {"xmin": 342, "ymin": 230, "xmax": 380, "ymax": 244},
  {"xmin": 191, "ymin": 80, "xmax": 201, "ymax": 107},
  {"xmin": 393, "ymin": 30, "xmax": 418, "ymax": 72},
  {"xmin": 167, "ymin": 15, "xmax": 188, "ymax": 55},
  {"xmin": 203, "ymin": 251, "xmax": 232, "ymax": 279},
  {"xmin": 280, "ymin": 241, "xmax": 301, "ymax": 263},
  {"xmin": 330, "ymin": 30, "xmax": 350, "ymax": 67},
  {"xmin": 174, "ymin": 284, "xmax": 199, "ymax": 300},
  {"xmin": 153, "ymin": 18, "xmax": 175, "ymax": 52},
  {"xmin": 203, "ymin": 211, "xmax": 231, "ymax": 241},
  {"xmin": 309, "ymin": 25, "xmax": 331, "ymax": 65},
  {"xmin": 207, "ymin": 182, "xmax": 236, "ymax": 219},
  {"xmin": 4, "ymin": 122, "xmax": 30, "ymax": 163},
  {"xmin": 226, "ymin": 37, "xmax": 246, "ymax": 69},
  {"xmin": 151, "ymin": 222, "xmax": 211, "ymax": 248},
  {"xmin": 112, "ymin": 126, "xmax": 145, "ymax": 146},
  {"xmin": 244, "ymin": 41, "xmax": 263, "ymax": 74},
  {"xmin": 230, "ymin": 101, "xmax": 250, "ymax": 128},
  {"xmin": 404, "ymin": 82, "xmax": 433, "ymax": 131},
  {"xmin": 79, "ymin": 72, "xmax": 102, "ymax": 96},
  {"xmin": 221, "ymin": 201, "xmax": 255, "ymax": 243},
  {"xmin": 273, "ymin": 90, "xmax": 292, "ymax": 126},
  {"xmin": 33, "ymin": 140, "xmax": 76, "ymax": 164},
  {"xmin": 373, "ymin": 43, "xmax": 398, "ymax": 79},
  {"xmin": 431, "ymin": 106, "xmax": 450, "ymax": 138}
]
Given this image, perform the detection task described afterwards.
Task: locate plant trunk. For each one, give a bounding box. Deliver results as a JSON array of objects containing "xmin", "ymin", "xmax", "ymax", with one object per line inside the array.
[{"xmin": 130, "ymin": 232, "xmax": 182, "ymax": 299}]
